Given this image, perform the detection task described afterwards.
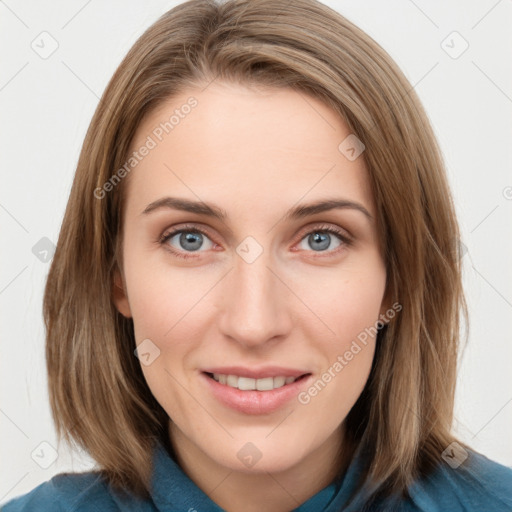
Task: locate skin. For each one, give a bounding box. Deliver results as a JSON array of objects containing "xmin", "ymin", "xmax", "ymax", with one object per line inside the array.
[{"xmin": 113, "ymin": 80, "xmax": 389, "ymax": 512}]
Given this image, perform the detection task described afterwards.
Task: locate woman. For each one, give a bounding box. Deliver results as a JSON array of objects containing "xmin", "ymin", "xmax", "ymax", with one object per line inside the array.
[{"xmin": 3, "ymin": 0, "xmax": 511, "ymax": 510}]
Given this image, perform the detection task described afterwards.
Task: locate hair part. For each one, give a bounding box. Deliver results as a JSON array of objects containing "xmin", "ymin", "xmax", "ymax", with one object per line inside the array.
[{"xmin": 43, "ymin": 0, "xmax": 468, "ymax": 504}]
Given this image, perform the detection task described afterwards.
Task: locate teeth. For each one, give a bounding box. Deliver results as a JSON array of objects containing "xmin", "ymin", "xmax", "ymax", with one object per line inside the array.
[
  {"xmin": 226, "ymin": 375, "xmax": 238, "ymax": 387},
  {"xmin": 272, "ymin": 376, "xmax": 286, "ymax": 389},
  {"xmin": 212, "ymin": 373, "xmax": 299, "ymax": 390}
]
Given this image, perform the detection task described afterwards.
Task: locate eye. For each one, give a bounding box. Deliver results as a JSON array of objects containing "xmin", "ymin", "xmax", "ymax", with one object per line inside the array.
[
  {"xmin": 159, "ymin": 225, "xmax": 215, "ymax": 260},
  {"xmin": 295, "ymin": 224, "xmax": 352, "ymax": 256},
  {"xmin": 159, "ymin": 223, "xmax": 352, "ymax": 260}
]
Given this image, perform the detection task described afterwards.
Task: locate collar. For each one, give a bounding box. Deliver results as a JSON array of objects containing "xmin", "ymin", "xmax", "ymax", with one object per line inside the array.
[
  {"xmin": 109, "ymin": 439, "xmax": 370, "ymax": 511},
  {"xmin": 148, "ymin": 440, "xmax": 370, "ymax": 511}
]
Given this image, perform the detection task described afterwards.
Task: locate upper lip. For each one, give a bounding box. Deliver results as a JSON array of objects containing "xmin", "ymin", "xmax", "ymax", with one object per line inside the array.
[{"xmin": 202, "ymin": 366, "xmax": 311, "ymax": 379}]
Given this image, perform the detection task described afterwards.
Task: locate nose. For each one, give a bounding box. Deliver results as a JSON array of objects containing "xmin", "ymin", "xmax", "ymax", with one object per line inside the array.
[{"xmin": 218, "ymin": 248, "xmax": 293, "ymax": 349}]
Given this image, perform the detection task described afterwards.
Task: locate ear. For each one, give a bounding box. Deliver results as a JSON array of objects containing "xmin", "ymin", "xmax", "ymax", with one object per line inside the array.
[{"xmin": 112, "ymin": 267, "xmax": 132, "ymax": 318}]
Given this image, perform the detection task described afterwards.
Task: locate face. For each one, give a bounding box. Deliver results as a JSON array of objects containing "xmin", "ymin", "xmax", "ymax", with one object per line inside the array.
[{"xmin": 113, "ymin": 80, "xmax": 389, "ymax": 476}]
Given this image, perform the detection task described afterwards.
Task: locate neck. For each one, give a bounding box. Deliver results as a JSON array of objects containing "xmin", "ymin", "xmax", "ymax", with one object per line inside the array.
[{"xmin": 168, "ymin": 421, "xmax": 350, "ymax": 512}]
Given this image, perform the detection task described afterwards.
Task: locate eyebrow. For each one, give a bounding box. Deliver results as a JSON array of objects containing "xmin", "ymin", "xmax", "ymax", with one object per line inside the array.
[{"xmin": 140, "ymin": 196, "xmax": 373, "ymax": 222}]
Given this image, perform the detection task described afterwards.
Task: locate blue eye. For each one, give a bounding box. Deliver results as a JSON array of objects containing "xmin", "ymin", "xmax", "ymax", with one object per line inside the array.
[
  {"xmin": 159, "ymin": 224, "xmax": 351, "ymax": 260},
  {"xmin": 297, "ymin": 228, "xmax": 348, "ymax": 253},
  {"xmin": 160, "ymin": 227, "xmax": 214, "ymax": 259}
]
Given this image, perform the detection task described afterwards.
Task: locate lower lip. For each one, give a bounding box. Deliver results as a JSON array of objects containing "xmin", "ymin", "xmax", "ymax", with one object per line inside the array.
[{"xmin": 201, "ymin": 372, "xmax": 312, "ymax": 415}]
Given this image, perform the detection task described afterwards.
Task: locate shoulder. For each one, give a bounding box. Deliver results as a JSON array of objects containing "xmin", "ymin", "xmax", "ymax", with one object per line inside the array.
[
  {"xmin": 1, "ymin": 471, "xmax": 119, "ymax": 511},
  {"xmin": 407, "ymin": 446, "xmax": 512, "ymax": 512}
]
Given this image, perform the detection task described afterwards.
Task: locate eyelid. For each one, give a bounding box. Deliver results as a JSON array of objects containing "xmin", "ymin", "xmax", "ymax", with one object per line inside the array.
[
  {"xmin": 293, "ymin": 222, "xmax": 353, "ymax": 244},
  {"xmin": 159, "ymin": 223, "xmax": 215, "ymax": 244}
]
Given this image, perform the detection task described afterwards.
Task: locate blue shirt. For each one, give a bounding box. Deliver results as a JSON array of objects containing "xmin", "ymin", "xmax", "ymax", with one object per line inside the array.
[{"xmin": 2, "ymin": 440, "xmax": 512, "ymax": 511}]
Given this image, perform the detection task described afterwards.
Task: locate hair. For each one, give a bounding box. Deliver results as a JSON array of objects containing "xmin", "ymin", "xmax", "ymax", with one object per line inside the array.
[{"xmin": 43, "ymin": 0, "xmax": 469, "ymax": 506}]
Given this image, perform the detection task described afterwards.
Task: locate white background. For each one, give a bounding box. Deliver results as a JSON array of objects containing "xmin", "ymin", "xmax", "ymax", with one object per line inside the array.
[{"xmin": 1, "ymin": 0, "xmax": 511, "ymax": 504}]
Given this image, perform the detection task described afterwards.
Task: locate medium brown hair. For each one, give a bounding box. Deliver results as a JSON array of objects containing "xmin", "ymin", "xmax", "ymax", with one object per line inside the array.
[{"xmin": 43, "ymin": 0, "xmax": 468, "ymax": 505}]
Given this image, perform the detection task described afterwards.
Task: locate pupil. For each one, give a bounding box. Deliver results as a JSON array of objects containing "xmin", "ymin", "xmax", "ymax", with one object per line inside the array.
[
  {"xmin": 310, "ymin": 232, "xmax": 329, "ymax": 251},
  {"xmin": 181, "ymin": 232, "xmax": 202, "ymax": 251}
]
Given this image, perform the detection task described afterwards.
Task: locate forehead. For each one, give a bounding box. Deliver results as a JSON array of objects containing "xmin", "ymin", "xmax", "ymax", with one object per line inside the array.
[{"xmin": 123, "ymin": 81, "xmax": 374, "ymax": 220}]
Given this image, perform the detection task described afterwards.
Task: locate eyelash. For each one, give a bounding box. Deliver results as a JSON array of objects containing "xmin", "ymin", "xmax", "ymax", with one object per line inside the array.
[{"xmin": 158, "ymin": 223, "xmax": 352, "ymax": 260}]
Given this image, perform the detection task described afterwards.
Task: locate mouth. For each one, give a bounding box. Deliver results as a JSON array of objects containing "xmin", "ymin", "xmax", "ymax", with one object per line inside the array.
[
  {"xmin": 200, "ymin": 370, "xmax": 313, "ymax": 415},
  {"xmin": 203, "ymin": 372, "xmax": 310, "ymax": 391}
]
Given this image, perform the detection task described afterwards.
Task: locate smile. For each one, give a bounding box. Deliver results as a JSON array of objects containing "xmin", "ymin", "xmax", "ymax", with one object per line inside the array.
[
  {"xmin": 206, "ymin": 372, "xmax": 307, "ymax": 391},
  {"xmin": 201, "ymin": 370, "xmax": 313, "ymax": 414}
]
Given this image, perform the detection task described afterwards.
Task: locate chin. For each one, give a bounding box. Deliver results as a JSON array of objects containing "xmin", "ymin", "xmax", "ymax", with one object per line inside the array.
[{"xmin": 206, "ymin": 438, "xmax": 312, "ymax": 474}]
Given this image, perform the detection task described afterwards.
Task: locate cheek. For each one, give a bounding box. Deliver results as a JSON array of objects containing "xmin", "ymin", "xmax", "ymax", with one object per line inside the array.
[
  {"xmin": 128, "ymin": 277, "xmax": 172, "ymax": 342},
  {"xmin": 293, "ymin": 250, "xmax": 387, "ymax": 340},
  {"xmin": 123, "ymin": 244, "xmax": 193, "ymax": 340},
  {"xmin": 125, "ymin": 254, "xmax": 212, "ymax": 398},
  {"xmin": 294, "ymin": 254, "xmax": 385, "ymax": 414},
  {"xmin": 333, "ymin": 274, "xmax": 385, "ymax": 340}
]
